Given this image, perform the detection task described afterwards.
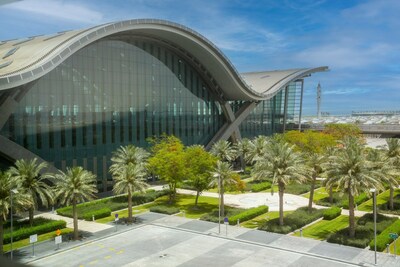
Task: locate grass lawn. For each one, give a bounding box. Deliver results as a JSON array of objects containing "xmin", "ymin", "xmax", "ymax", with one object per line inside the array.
[
  {"xmin": 291, "ymin": 215, "xmax": 349, "ymax": 240},
  {"xmin": 388, "ymin": 237, "xmax": 400, "ymax": 255},
  {"xmin": 302, "ymin": 187, "xmax": 329, "ymax": 201},
  {"xmin": 3, "ymin": 228, "xmax": 73, "ymax": 252},
  {"xmin": 358, "ymin": 189, "xmax": 400, "ymax": 212},
  {"xmin": 240, "ymin": 211, "xmax": 293, "ymax": 229},
  {"xmin": 96, "ymin": 194, "xmax": 221, "ymax": 222}
]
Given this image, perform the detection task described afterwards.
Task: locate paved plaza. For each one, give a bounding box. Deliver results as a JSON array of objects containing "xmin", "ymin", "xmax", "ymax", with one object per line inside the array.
[{"xmin": 7, "ymin": 212, "xmax": 399, "ymax": 267}]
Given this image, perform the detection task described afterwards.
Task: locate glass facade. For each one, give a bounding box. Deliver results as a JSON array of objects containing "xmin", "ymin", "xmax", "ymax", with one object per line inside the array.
[
  {"xmin": 238, "ymin": 80, "xmax": 303, "ymax": 138},
  {"xmin": 0, "ymin": 36, "xmax": 304, "ymax": 192},
  {"xmin": 1, "ymin": 38, "xmax": 225, "ymax": 190}
]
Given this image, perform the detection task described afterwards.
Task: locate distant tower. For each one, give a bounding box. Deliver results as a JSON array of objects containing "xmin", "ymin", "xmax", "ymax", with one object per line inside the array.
[{"xmin": 317, "ymin": 82, "xmax": 322, "ymax": 119}]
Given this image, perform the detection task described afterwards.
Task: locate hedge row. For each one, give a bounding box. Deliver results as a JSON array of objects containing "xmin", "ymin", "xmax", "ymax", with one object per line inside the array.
[
  {"xmin": 316, "ymin": 192, "xmax": 369, "ymax": 208},
  {"xmin": 149, "ymin": 205, "xmax": 180, "ymax": 215},
  {"xmin": 259, "ymin": 207, "xmax": 326, "ymax": 234},
  {"xmin": 82, "ymin": 208, "xmax": 111, "ymax": 221},
  {"xmin": 200, "ymin": 208, "xmax": 245, "ymax": 223},
  {"xmin": 250, "ymin": 182, "xmax": 271, "ymax": 192},
  {"xmin": 56, "ymin": 189, "xmax": 169, "ymax": 219},
  {"xmin": 228, "ymin": 205, "xmax": 269, "ymax": 225},
  {"xmin": 369, "ymin": 219, "xmax": 400, "ymax": 251},
  {"xmin": 323, "ymin": 206, "xmax": 342, "ymax": 220},
  {"xmin": 3, "ymin": 218, "xmax": 66, "ymax": 244}
]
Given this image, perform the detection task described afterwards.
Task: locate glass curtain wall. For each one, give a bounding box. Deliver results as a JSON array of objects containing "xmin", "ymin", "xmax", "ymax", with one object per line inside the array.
[{"xmin": 1, "ymin": 38, "xmax": 224, "ymax": 191}]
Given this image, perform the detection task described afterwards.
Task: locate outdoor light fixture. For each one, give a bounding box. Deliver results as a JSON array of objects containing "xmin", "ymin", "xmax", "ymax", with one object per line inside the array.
[
  {"xmin": 10, "ymin": 188, "xmax": 19, "ymax": 261},
  {"xmin": 369, "ymin": 188, "xmax": 377, "ymax": 265}
]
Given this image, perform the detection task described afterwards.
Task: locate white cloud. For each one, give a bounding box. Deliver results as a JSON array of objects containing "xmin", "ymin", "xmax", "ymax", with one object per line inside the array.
[{"xmin": 4, "ymin": 0, "xmax": 104, "ymax": 24}]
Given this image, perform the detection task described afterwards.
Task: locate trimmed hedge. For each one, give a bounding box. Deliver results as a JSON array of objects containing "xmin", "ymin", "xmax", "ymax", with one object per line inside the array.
[
  {"xmin": 3, "ymin": 218, "xmax": 66, "ymax": 244},
  {"xmin": 200, "ymin": 208, "xmax": 245, "ymax": 223},
  {"xmin": 149, "ymin": 205, "xmax": 180, "ymax": 215},
  {"xmin": 323, "ymin": 206, "xmax": 342, "ymax": 220},
  {"xmin": 251, "ymin": 182, "xmax": 271, "ymax": 192},
  {"xmin": 316, "ymin": 192, "xmax": 370, "ymax": 208},
  {"xmin": 369, "ymin": 219, "xmax": 400, "ymax": 251},
  {"xmin": 82, "ymin": 207, "xmax": 111, "ymax": 221},
  {"xmin": 56, "ymin": 189, "xmax": 169, "ymax": 219},
  {"xmin": 259, "ymin": 207, "xmax": 325, "ymax": 234},
  {"xmin": 327, "ymin": 226, "xmax": 373, "ymax": 248},
  {"xmin": 228, "ymin": 205, "xmax": 269, "ymax": 225}
]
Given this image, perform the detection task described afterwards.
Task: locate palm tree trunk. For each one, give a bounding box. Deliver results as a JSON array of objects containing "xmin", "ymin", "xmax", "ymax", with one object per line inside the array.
[
  {"xmin": 73, "ymin": 198, "xmax": 79, "ymax": 240},
  {"xmin": 348, "ymin": 191, "xmax": 355, "ymax": 238},
  {"xmin": 29, "ymin": 207, "xmax": 34, "ymax": 226},
  {"xmin": 0, "ymin": 216, "xmax": 4, "ymax": 255},
  {"xmin": 278, "ymin": 182, "xmax": 284, "ymax": 226},
  {"xmin": 220, "ymin": 182, "xmax": 225, "ymax": 217},
  {"xmin": 389, "ymin": 187, "xmax": 394, "ymax": 210},
  {"xmin": 308, "ymin": 174, "xmax": 316, "ymax": 213},
  {"xmin": 329, "ymin": 187, "xmax": 333, "ymax": 204},
  {"xmin": 195, "ymin": 191, "xmax": 200, "ymax": 206},
  {"xmin": 128, "ymin": 189, "xmax": 132, "ymax": 223}
]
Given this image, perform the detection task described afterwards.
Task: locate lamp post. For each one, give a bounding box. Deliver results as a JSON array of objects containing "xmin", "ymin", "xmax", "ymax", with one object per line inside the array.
[
  {"xmin": 370, "ymin": 188, "xmax": 377, "ymax": 265},
  {"xmin": 10, "ymin": 189, "xmax": 18, "ymax": 261}
]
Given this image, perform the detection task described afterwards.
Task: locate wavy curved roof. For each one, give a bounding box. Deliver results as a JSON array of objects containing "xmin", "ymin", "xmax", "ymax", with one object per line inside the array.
[{"xmin": 0, "ymin": 19, "xmax": 328, "ymax": 100}]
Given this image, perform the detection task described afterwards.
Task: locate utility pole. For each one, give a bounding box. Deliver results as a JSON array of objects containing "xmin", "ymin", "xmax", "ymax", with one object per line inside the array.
[{"xmin": 317, "ymin": 82, "xmax": 322, "ymax": 119}]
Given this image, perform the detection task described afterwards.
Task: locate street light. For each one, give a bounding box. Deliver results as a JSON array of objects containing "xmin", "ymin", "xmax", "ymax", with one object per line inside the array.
[
  {"xmin": 10, "ymin": 188, "xmax": 18, "ymax": 261},
  {"xmin": 370, "ymin": 188, "xmax": 377, "ymax": 265}
]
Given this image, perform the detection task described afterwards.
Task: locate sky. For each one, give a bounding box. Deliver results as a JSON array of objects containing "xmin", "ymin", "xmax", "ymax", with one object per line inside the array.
[{"xmin": 0, "ymin": 0, "xmax": 399, "ymax": 116}]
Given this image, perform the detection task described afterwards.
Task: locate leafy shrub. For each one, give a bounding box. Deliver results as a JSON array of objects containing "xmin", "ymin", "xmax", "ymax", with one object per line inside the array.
[
  {"xmin": 285, "ymin": 183, "xmax": 311, "ymax": 195},
  {"xmin": 259, "ymin": 207, "xmax": 325, "ymax": 234},
  {"xmin": 327, "ymin": 226, "xmax": 373, "ymax": 248},
  {"xmin": 3, "ymin": 218, "xmax": 66, "ymax": 244},
  {"xmin": 56, "ymin": 189, "xmax": 169, "ymax": 218},
  {"xmin": 200, "ymin": 208, "xmax": 245, "ymax": 223},
  {"xmin": 323, "ymin": 206, "xmax": 342, "ymax": 220},
  {"xmin": 82, "ymin": 208, "xmax": 111, "ymax": 221},
  {"xmin": 250, "ymin": 182, "xmax": 271, "ymax": 192},
  {"xmin": 357, "ymin": 213, "xmax": 396, "ymax": 234},
  {"xmin": 316, "ymin": 192, "xmax": 369, "ymax": 208},
  {"xmin": 149, "ymin": 205, "xmax": 180, "ymax": 215},
  {"xmin": 228, "ymin": 205, "xmax": 269, "ymax": 225},
  {"xmin": 370, "ymin": 219, "xmax": 400, "ymax": 251}
]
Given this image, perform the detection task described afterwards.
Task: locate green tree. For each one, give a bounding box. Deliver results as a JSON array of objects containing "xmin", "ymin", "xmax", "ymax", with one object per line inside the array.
[
  {"xmin": 323, "ymin": 123, "xmax": 362, "ymax": 140},
  {"xmin": 323, "ymin": 137, "xmax": 383, "ymax": 238},
  {"xmin": 211, "ymin": 161, "xmax": 238, "ymax": 217},
  {"xmin": 0, "ymin": 170, "xmax": 31, "ymax": 255},
  {"xmin": 51, "ymin": 167, "xmax": 98, "ymax": 240},
  {"xmin": 210, "ymin": 139, "xmax": 237, "ymax": 162},
  {"xmin": 148, "ymin": 135, "xmax": 187, "ymax": 202},
  {"xmin": 8, "ymin": 158, "xmax": 53, "ymax": 226},
  {"xmin": 252, "ymin": 136, "xmax": 307, "ymax": 226},
  {"xmin": 283, "ymin": 130, "xmax": 336, "ymax": 154},
  {"xmin": 185, "ymin": 145, "xmax": 217, "ymax": 206}
]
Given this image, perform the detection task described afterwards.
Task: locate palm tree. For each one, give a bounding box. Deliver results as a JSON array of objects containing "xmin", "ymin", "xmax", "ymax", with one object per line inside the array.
[
  {"xmin": 51, "ymin": 167, "xmax": 98, "ymax": 240},
  {"xmin": 0, "ymin": 170, "xmax": 31, "ymax": 255},
  {"xmin": 112, "ymin": 163, "xmax": 148, "ymax": 223},
  {"xmin": 210, "ymin": 140, "xmax": 237, "ymax": 162},
  {"xmin": 211, "ymin": 161, "xmax": 238, "ymax": 217},
  {"xmin": 109, "ymin": 145, "xmax": 149, "ymax": 175},
  {"xmin": 235, "ymin": 138, "xmax": 252, "ymax": 172},
  {"xmin": 247, "ymin": 135, "xmax": 269, "ymax": 164},
  {"xmin": 306, "ymin": 152, "xmax": 327, "ymax": 212},
  {"xmin": 252, "ymin": 137, "xmax": 307, "ymax": 226},
  {"xmin": 8, "ymin": 158, "xmax": 53, "ymax": 226},
  {"xmin": 324, "ymin": 137, "xmax": 383, "ymax": 238},
  {"xmin": 383, "ymin": 138, "xmax": 400, "ymax": 210}
]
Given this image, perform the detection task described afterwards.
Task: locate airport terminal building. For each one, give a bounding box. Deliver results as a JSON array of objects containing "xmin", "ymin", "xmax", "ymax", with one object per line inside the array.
[{"xmin": 0, "ymin": 19, "xmax": 327, "ymax": 191}]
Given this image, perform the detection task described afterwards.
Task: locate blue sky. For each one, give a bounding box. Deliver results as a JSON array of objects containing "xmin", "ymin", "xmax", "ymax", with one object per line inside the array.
[{"xmin": 1, "ymin": 0, "xmax": 399, "ymax": 115}]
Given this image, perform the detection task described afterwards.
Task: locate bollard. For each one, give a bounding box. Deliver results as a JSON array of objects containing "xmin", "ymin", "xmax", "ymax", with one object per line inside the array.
[
  {"xmin": 387, "ymin": 244, "xmax": 390, "ymax": 254},
  {"xmin": 92, "ymin": 215, "xmax": 95, "ymax": 221},
  {"xmin": 183, "ymin": 211, "xmax": 185, "ymax": 218},
  {"xmin": 237, "ymin": 219, "xmax": 240, "ymax": 226},
  {"xmin": 300, "ymin": 228, "xmax": 303, "ymax": 237}
]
